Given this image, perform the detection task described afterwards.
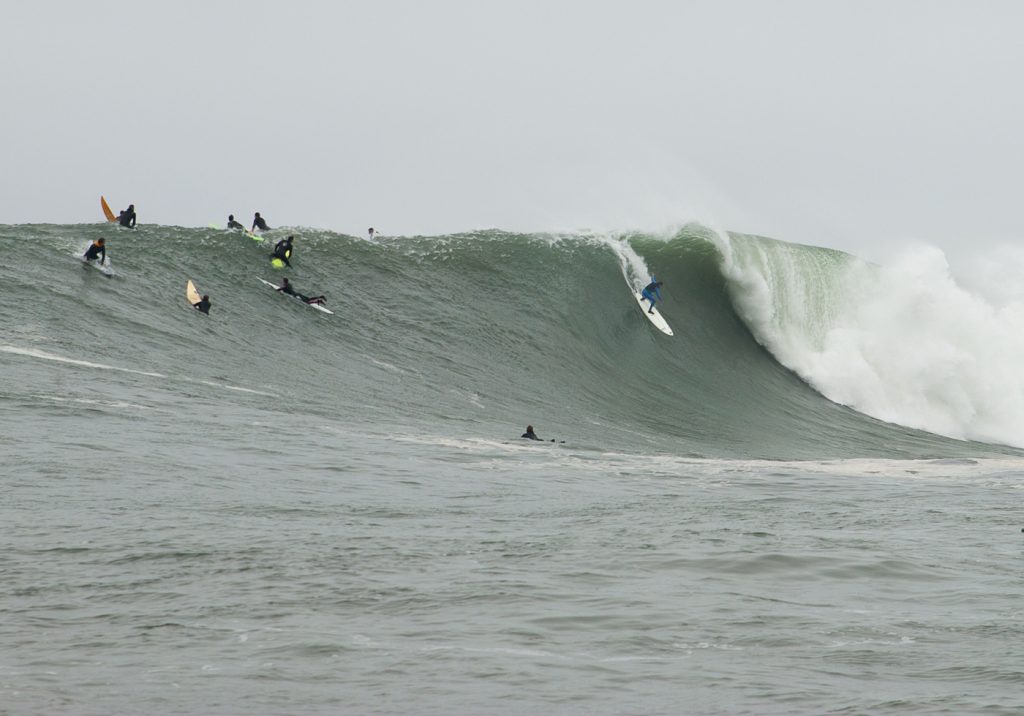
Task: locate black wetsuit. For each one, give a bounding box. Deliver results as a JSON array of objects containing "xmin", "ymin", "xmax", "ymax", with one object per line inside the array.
[
  {"xmin": 279, "ymin": 283, "xmax": 306, "ymax": 301},
  {"xmin": 279, "ymin": 282, "xmax": 323, "ymax": 305},
  {"xmin": 521, "ymin": 429, "xmax": 542, "ymax": 441},
  {"xmin": 227, "ymin": 217, "xmax": 244, "ymax": 230},
  {"xmin": 271, "ymin": 240, "xmax": 293, "ymax": 267},
  {"xmin": 253, "ymin": 215, "xmax": 269, "ymax": 231},
  {"xmin": 118, "ymin": 207, "xmax": 136, "ymax": 228},
  {"xmin": 84, "ymin": 243, "xmax": 105, "ymax": 262},
  {"xmin": 194, "ymin": 298, "xmax": 211, "ymax": 315}
]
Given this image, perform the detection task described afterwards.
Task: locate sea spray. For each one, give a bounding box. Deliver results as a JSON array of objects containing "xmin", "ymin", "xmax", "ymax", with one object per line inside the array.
[{"xmin": 715, "ymin": 234, "xmax": 1024, "ymax": 447}]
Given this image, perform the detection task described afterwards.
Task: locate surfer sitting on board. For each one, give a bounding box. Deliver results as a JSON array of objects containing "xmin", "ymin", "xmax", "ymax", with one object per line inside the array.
[
  {"xmin": 118, "ymin": 204, "xmax": 137, "ymax": 228},
  {"xmin": 194, "ymin": 294, "xmax": 211, "ymax": 315},
  {"xmin": 271, "ymin": 236, "xmax": 294, "ymax": 267},
  {"xmin": 278, "ymin": 277, "xmax": 326, "ymax": 306},
  {"xmin": 227, "ymin": 214, "xmax": 244, "ymax": 230},
  {"xmin": 252, "ymin": 212, "xmax": 270, "ymax": 232},
  {"xmin": 640, "ymin": 278, "xmax": 664, "ymax": 314},
  {"xmin": 83, "ymin": 238, "xmax": 106, "ymax": 264}
]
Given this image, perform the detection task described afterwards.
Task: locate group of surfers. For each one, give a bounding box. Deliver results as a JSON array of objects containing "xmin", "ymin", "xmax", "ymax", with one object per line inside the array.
[
  {"xmin": 83, "ymin": 210, "xmax": 332, "ymax": 316},
  {"xmin": 85, "ymin": 207, "xmax": 671, "ymax": 447}
]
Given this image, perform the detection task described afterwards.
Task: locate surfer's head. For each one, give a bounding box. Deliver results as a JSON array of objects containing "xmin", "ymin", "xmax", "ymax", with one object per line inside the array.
[
  {"xmin": 526, "ymin": 425, "xmax": 533, "ymax": 432},
  {"xmin": 202, "ymin": 295, "xmax": 209, "ymax": 301},
  {"xmin": 287, "ymin": 235, "xmax": 294, "ymax": 242},
  {"xmin": 97, "ymin": 238, "xmax": 105, "ymax": 245},
  {"xmin": 229, "ymin": 214, "xmax": 234, "ymax": 220}
]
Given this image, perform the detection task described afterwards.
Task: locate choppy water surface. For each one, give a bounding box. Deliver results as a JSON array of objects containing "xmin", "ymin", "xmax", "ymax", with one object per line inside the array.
[{"xmin": 3, "ymin": 224, "xmax": 1024, "ymax": 714}]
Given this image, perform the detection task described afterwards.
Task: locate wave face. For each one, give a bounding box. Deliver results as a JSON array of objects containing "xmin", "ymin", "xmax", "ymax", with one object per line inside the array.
[{"xmin": 4, "ymin": 222, "xmax": 1019, "ymax": 459}]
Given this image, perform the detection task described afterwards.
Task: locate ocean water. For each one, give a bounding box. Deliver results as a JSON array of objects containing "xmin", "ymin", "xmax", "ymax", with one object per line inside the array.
[{"xmin": 3, "ymin": 223, "xmax": 1023, "ymax": 714}]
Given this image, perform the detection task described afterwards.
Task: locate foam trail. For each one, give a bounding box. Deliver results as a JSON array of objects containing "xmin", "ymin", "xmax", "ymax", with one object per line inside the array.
[
  {"xmin": 587, "ymin": 233, "xmax": 652, "ymax": 289},
  {"xmin": 2, "ymin": 345, "xmax": 277, "ymax": 398},
  {"xmin": 1, "ymin": 345, "xmax": 166, "ymax": 378}
]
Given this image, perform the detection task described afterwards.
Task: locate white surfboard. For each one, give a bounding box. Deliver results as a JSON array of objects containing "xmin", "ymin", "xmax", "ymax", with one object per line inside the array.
[
  {"xmin": 258, "ymin": 277, "xmax": 333, "ymax": 314},
  {"xmin": 80, "ymin": 256, "xmax": 114, "ymax": 277},
  {"xmin": 635, "ymin": 292, "xmax": 673, "ymax": 335}
]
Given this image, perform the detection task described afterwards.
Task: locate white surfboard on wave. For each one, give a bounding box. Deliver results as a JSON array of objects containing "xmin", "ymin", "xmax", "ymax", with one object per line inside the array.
[
  {"xmin": 257, "ymin": 277, "xmax": 334, "ymax": 314},
  {"xmin": 635, "ymin": 291, "xmax": 673, "ymax": 336},
  {"xmin": 80, "ymin": 256, "xmax": 114, "ymax": 276}
]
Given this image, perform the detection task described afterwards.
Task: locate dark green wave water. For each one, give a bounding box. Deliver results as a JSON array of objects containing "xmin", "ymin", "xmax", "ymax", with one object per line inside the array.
[{"xmin": 4, "ymin": 222, "xmax": 1015, "ymax": 459}]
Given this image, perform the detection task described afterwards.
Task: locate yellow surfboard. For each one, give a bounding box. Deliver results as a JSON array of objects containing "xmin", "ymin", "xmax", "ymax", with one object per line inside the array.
[
  {"xmin": 101, "ymin": 196, "xmax": 116, "ymax": 222},
  {"xmin": 186, "ymin": 280, "xmax": 202, "ymax": 306}
]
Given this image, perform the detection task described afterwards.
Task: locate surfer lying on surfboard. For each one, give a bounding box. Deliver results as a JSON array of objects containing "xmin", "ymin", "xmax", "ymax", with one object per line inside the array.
[
  {"xmin": 640, "ymin": 278, "xmax": 664, "ymax": 314},
  {"xmin": 278, "ymin": 277, "xmax": 325, "ymax": 306},
  {"xmin": 227, "ymin": 214, "xmax": 244, "ymax": 230},
  {"xmin": 83, "ymin": 238, "xmax": 106, "ymax": 264}
]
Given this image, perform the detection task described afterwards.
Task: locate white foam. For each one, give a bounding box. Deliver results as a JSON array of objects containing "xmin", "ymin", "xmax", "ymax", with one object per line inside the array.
[
  {"xmin": 2, "ymin": 345, "xmax": 276, "ymax": 398},
  {"xmin": 1, "ymin": 345, "xmax": 165, "ymax": 378},
  {"xmin": 713, "ymin": 236, "xmax": 1024, "ymax": 448},
  {"xmin": 582, "ymin": 232, "xmax": 653, "ymax": 290}
]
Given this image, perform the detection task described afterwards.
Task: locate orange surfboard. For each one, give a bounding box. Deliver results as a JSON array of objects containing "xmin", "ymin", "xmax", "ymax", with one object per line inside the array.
[{"xmin": 100, "ymin": 196, "xmax": 116, "ymax": 222}]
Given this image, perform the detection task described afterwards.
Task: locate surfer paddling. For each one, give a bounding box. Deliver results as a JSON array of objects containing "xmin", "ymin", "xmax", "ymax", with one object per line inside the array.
[
  {"xmin": 521, "ymin": 425, "xmax": 542, "ymax": 441},
  {"xmin": 194, "ymin": 294, "xmax": 211, "ymax": 314},
  {"xmin": 252, "ymin": 212, "xmax": 270, "ymax": 232},
  {"xmin": 520, "ymin": 425, "xmax": 564, "ymax": 443},
  {"xmin": 83, "ymin": 238, "xmax": 106, "ymax": 264},
  {"xmin": 277, "ymin": 277, "xmax": 325, "ymax": 306},
  {"xmin": 227, "ymin": 214, "xmax": 244, "ymax": 230},
  {"xmin": 640, "ymin": 278, "xmax": 664, "ymax": 314}
]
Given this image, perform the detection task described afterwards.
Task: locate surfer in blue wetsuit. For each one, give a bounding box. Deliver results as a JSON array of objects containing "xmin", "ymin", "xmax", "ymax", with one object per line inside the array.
[
  {"xmin": 83, "ymin": 238, "xmax": 106, "ymax": 264},
  {"xmin": 227, "ymin": 214, "xmax": 244, "ymax": 230},
  {"xmin": 118, "ymin": 204, "xmax": 136, "ymax": 228},
  {"xmin": 252, "ymin": 212, "xmax": 270, "ymax": 231},
  {"xmin": 277, "ymin": 277, "xmax": 325, "ymax": 306},
  {"xmin": 640, "ymin": 278, "xmax": 664, "ymax": 314},
  {"xmin": 271, "ymin": 236, "xmax": 294, "ymax": 267}
]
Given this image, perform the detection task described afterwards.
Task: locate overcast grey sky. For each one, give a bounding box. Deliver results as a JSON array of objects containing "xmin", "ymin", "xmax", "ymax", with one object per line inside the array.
[{"xmin": 5, "ymin": 0, "xmax": 1024, "ymax": 255}]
